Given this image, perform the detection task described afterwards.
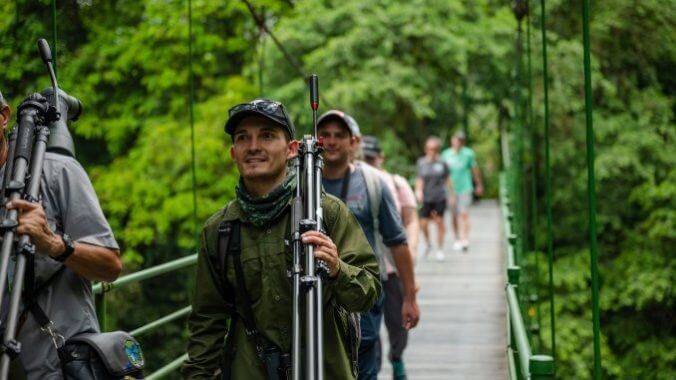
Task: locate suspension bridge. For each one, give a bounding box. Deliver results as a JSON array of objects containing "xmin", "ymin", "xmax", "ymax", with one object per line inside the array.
[{"xmin": 14, "ymin": 0, "xmax": 613, "ymax": 379}]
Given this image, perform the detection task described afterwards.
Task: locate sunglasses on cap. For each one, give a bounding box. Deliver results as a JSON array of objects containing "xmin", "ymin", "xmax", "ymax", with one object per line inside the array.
[{"xmin": 229, "ymin": 99, "xmax": 287, "ymax": 118}]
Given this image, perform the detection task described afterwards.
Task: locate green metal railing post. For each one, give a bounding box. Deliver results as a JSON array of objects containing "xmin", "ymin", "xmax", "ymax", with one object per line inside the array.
[
  {"xmin": 95, "ymin": 292, "xmax": 107, "ymax": 332},
  {"xmin": 581, "ymin": 0, "xmax": 603, "ymax": 377},
  {"xmin": 539, "ymin": 0, "xmax": 557, "ymax": 365},
  {"xmin": 503, "ymin": 179, "xmax": 556, "ymax": 379},
  {"xmin": 530, "ymin": 355, "xmax": 555, "ymax": 379}
]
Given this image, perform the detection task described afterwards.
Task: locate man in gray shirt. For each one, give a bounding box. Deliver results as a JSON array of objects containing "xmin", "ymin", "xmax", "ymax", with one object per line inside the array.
[
  {"xmin": 318, "ymin": 110, "xmax": 419, "ymax": 380},
  {"xmin": 0, "ymin": 90, "xmax": 121, "ymax": 379}
]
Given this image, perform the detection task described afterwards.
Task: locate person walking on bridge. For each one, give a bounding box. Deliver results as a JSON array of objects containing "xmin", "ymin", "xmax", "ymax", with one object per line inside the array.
[
  {"xmin": 317, "ymin": 110, "xmax": 420, "ymax": 380},
  {"xmin": 182, "ymin": 99, "xmax": 381, "ymax": 379},
  {"xmin": 441, "ymin": 131, "xmax": 483, "ymax": 251},
  {"xmin": 362, "ymin": 135, "xmax": 419, "ymax": 380},
  {"xmin": 415, "ymin": 136, "xmax": 452, "ymax": 261}
]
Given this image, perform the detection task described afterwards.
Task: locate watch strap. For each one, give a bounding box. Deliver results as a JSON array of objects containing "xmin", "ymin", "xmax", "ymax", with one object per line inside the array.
[{"xmin": 53, "ymin": 234, "xmax": 75, "ymax": 262}]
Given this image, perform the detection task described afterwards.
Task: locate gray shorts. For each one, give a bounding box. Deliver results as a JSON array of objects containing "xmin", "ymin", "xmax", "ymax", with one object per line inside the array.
[{"xmin": 452, "ymin": 193, "xmax": 472, "ymax": 214}]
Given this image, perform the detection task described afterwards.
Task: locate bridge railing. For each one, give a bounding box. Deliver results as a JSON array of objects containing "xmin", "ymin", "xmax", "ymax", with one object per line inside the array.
[
  {"xmin": 93, "ymin": 254, "xmax": 197, "ymax": 379},
  {"xmin": 500, "ymin": 173, "xmax": 554, "ymax": 380}
]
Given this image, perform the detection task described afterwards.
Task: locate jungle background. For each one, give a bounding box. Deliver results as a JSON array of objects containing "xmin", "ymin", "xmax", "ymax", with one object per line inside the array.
[{"xmin": 0, "ymin": 0, "xmax": 673, "ymax": 378}]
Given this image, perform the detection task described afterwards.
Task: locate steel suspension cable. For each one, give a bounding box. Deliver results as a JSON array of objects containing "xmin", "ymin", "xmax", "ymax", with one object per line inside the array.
[
  {"xmin": 581, "ymin": 0, "xmax": 602, "ymax": 377},
  {"xmin": 258, "ymin": 30, "xmax": 266, "ymax": 95},
  {"xmin": 539, "ymin": 0, "xmax": 557, "ymax": 367},
  {"xmin": 514, "ymin": 10, "xmax": 528, "ymax": 307},
  {"xmin": 525, "ymin": 0, "xmax": 542, "ymax": 350},
  {"xmin": 188, "ymin": 0, "xmax": 199, "ymax": 249}
]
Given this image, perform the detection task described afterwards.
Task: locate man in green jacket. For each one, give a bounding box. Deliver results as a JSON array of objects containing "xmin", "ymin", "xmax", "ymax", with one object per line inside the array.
[{"xmin": 182, "ymin": 99, "xmax": 381, "ymax": 379}]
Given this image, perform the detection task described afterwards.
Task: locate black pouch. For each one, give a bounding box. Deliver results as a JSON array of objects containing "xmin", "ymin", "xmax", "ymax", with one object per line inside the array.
[
  {"xmin": 60, "ymin": 331, "xmax": 145, "ymax": 380},
  {"xmin": 334, "ymin": 305, "xmax": 361, "ymax": 376}
]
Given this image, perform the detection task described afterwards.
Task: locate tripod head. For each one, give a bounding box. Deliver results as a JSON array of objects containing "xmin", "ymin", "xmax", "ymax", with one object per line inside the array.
[{"xmin": 37, "ymin": 38, "xmax": 80, "ymax": 157}]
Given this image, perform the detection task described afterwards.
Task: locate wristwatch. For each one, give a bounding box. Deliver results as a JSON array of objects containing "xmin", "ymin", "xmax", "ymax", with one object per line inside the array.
[{"xmin": 53, "ymin": 233, "xmax": 75, "ymax": 262}]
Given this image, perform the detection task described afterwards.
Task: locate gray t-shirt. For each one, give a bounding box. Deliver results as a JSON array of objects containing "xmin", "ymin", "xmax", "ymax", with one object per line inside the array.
[
  {"xmin": 1, "ymin": 152, "xmax": 119, "ymax": 380},
  {"xmin": 322, "ymin": 166, "xmax": 407, "ymax": 250},
  {"xmin": 416, "ymin": 157, "xmax": 449, "ymax": 203}
]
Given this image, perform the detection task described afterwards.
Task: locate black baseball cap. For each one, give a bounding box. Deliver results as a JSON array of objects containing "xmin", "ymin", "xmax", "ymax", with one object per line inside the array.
[
  {"xmin": 224, "ymin": 98, "xmax": 295, "ymax": 138},
  {"xmin": 317, "ymin": 110, "xmax": 361, "ymax": 137},
  {"xmin": 361, "ymin": 135, "xmax": 381, "ymax": 158}
]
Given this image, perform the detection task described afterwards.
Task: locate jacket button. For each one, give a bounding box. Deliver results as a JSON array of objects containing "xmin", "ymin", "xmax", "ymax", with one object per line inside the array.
[{"xmin": 274, "ymin": 295, "xmax": 281, "ymax": 301}]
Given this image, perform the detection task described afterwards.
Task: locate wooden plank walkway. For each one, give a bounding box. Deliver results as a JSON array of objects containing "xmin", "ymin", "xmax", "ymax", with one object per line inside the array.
[{"xmin": 378, "ymin": 200, "xmax": 507, "ymax": 380}]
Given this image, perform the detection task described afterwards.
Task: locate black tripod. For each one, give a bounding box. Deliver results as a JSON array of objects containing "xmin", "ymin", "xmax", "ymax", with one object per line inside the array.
[{"xmin": 289, "ymin": 74, "xmax": 329, "ymax": 380}]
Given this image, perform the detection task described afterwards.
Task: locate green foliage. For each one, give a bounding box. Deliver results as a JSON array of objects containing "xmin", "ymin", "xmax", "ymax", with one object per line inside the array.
[
  {"xmin": 262, "ymin": 0, "xmax": 508, "ymax": 193},
  {"xmin": 521, "ymin": 0, "xmax": 675, "ymax": 378}
]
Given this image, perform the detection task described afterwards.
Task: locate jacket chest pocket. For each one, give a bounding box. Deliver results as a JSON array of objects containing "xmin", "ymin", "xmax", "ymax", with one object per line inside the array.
[{"xmin": 226, "ymin": 238, "xmax": 289, "ymax": 308}]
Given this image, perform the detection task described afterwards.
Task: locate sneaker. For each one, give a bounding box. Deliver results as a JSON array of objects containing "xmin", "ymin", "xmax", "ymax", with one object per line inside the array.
[
  {"xmin": 461, "ymin": 240, "xmax": 470, "ymax": 251},
  {"xmin": 435, "ymin": 249, "xmax": 445, "ymax": 261},
  {"xmin": 452, "ymin": 241, "xmax": 463, "ymax": 251},
  {"xmin": 392, "ymin": 360, "xmax": 407, "ymax": 380}
]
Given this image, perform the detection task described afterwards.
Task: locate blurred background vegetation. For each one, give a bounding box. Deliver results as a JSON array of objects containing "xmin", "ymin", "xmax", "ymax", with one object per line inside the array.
[{"xmin": 0, "ymin": 0, "xmax": 673, "ymax": 378}]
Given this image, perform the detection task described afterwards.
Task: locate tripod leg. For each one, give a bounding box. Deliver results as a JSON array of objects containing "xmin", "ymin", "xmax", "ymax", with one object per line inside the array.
[
  {"xmin": 316, "ymin": 276, "xmax": 324, "ymax": 380},
  {"xmin": 0, "ymin": 252, "xmax": 28, "ymax": 378}
]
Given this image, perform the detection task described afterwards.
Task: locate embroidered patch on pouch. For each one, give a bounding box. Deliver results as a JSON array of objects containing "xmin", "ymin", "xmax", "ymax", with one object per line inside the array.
[{"xmin": 124, "ymin": 338, "xmax": 145, "ymax": 369}]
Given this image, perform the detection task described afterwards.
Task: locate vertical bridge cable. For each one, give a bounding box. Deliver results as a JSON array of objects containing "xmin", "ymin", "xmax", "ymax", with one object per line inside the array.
[
  {"xmin": 259, "ymin": 26, "xmax": 266, "ymax": 96},
  {"xmin": 581, "ymin": 0, "xmax": 603, "ymax": 378},
  {"xmin": 539, "ymin": 0, "xmax": 557, "ymax": 367},
  {"xmin": 525, "ymin": 0, "xmax": 542, "ymax": 350},
  {"xmin": 512, "ymin": 1, "xmax": 528, "ymax": 310},
  {"xmin": 188, "ymin": 0, "xmax": 199, "ymax": 249}
]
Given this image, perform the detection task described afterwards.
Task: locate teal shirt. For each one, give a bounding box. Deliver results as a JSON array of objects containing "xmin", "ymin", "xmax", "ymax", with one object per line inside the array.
[{"xmin": 441, "ymin": 146, "xmax": 476, "ymax": 195}]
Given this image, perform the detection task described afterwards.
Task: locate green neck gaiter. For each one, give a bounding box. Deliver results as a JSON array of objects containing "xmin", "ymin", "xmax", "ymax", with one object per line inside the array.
[{"xmin": 236, "ymin": 171, "xmax": 296, "ymax": 227}]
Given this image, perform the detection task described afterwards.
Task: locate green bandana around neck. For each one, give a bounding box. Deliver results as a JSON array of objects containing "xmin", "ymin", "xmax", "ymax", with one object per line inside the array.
[{"xmin": 236, "ymin": 171, "xmax": 296, "ymax": 227}]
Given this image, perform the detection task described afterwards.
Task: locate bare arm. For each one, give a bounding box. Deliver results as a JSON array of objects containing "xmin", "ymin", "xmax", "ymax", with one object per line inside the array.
[
  {"xmin": 400, "ymin": 207, "xmax": 419, "ymax": 263},
  {"xmin": 9, "ymin": 199, "xmax": 121, "ymax": 282},
  {"xmin": 390, "ymin": 244, "xmax": 420, "ymax": 329},
  {"xmin": 57, "ymin": 243, "xmax": 121, "ymax": 282},
  {"xmin": 415, "ymin": 177, "xmax": 424, "ymax": 203},
  {"xmin": 446, "ymin": 176, "xmax": 454, "ymax": 195},
  {"xmin": 446, "ymin": 176, "xmax": 457, "ymax": 207},
  {"xmin": 472, "ymin": 165, "xmax": 484, "ymax": 195}
]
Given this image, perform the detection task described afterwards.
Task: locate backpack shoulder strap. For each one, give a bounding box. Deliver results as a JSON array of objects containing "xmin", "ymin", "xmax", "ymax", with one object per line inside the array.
[
  {"xmin": 228, "ymin": 222, "xmax": 270, "ymax": 361},
  {"xmin": 358, "ymin": 162, "xmax": 382, "ymax": 228},
  {"xmin": 216, "ymin": 217, "xmax": 238, "ymax": 379},
  {"xmin": 211, "ymin": 203, "xmax": 236, "ymax": 307},
  {"xmin": 218, "ymin": 219, "xmax": 271, "ymax": 377},
  {"xmin": 357, "ymin": 163, "xmax": 390, "ymax": 280}
]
